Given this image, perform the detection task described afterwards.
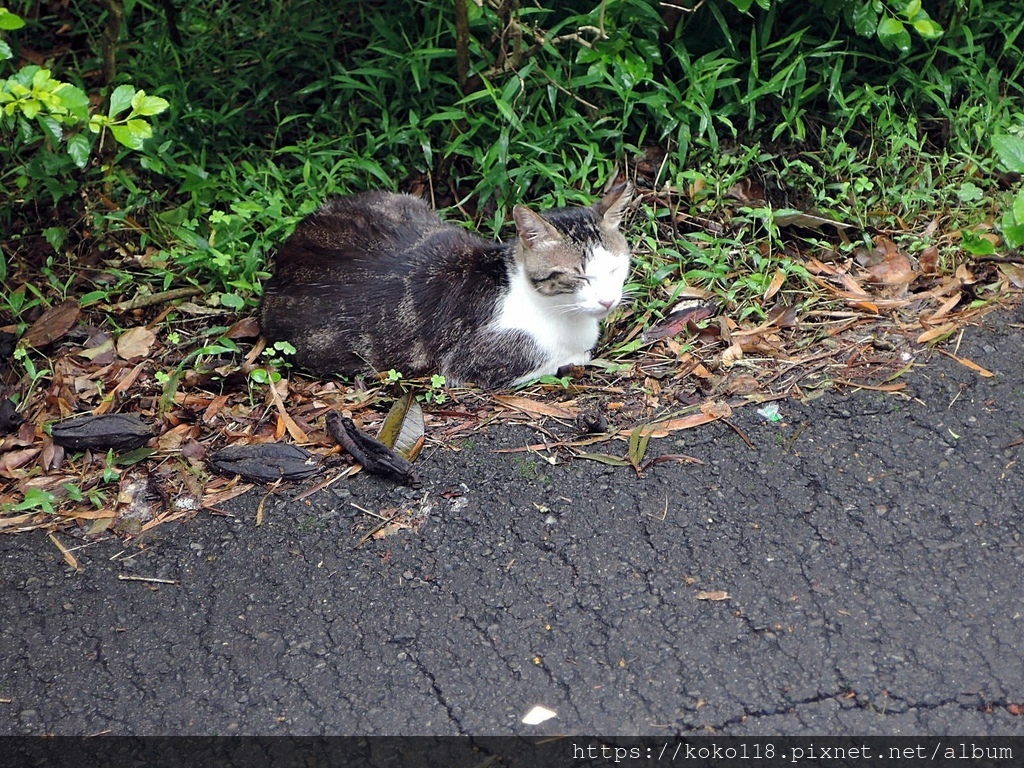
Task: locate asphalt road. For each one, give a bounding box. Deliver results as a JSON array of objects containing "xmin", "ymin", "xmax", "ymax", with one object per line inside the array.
[{"xmin": 2, "ymin": 303, "xmax": 1022, "ymax": 737}]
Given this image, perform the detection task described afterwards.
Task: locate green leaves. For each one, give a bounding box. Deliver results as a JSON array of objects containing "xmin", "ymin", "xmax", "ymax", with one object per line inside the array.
[
  {"xmin": 876, "ymin": 17, "xmax": 911, "ymax": 53},
  {"xmin": 132, "ymin": 90, "xmax": 170, "ymax": 117},
  {"xmin": 992, "ymin": 134, "xmax": 1024, "ymax": 174},
  {"xmin": 90, "ymin": 85, "xmax": 168, "ymax": 149},
  {"xmin": 851, "ymin": 0, "xmax": 943, "ymax": 53},
  {"xmin": 992, "ymin": 134, "xmax": 1024, "ymax": 249},
  {"xmin": 108, "ymin": 83, "xmax": 136, "ymax": 117},
  {"xmin": 66, "ymin": 133, "xmax": 90, "ymax": 168},
  {"xmin": 0, "ymin": 7, "xmax": 25, "ymax": 31},
  {"xmin": 1, "ymin": 67, "xmax": 89, "ymax": 124},
  {"xmin": 1, "ymin": 61, "xmax": 166, "ymax": 193}
]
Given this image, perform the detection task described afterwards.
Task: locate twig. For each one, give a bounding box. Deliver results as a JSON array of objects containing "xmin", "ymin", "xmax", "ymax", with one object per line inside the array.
[
  {"xmin": 722, "ymin": 418, "xmax": 755, "ymax": 449},
  {"xmin": 660, "ymin": 0, "xmax": 708, "ymax": 12},
  {"xmin": 973, "ymin": 255, "xmax": 1024, "ymax": 264},
  {"xmin": 117, "ymin": 575, "xmax": 179, "ymax": 585},
  {"xmin": 292, "ymin": 468, "xmax": 354, "ymax": 502},
  {"xmin": 104, "ymin": 286, "xmax": 205, "ymax": 313}
]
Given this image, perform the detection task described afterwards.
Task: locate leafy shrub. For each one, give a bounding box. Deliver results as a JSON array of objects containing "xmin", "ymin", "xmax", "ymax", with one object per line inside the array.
[{"xmin": 1, "ymin": 6, "xmax": 168, "ymax": 209}]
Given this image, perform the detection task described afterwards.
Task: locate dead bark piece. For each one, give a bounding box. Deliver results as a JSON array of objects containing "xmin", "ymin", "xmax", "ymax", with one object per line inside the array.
[
  {"xmin": 51, "ymin": 413, "xmax": 153, "ymax": 452},
  {"xmin": 207, "ymin": 443, "xmax": 320, "ymax": 482},
  {"xmin": 325, "ymin": 412, "xmax": 422, "ymax": 488}
]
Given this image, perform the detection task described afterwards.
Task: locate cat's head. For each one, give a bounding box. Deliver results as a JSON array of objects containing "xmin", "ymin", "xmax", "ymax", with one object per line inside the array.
[{"xmin": 512, "ymin": 182, "xmax": 633, "ymax": 318}]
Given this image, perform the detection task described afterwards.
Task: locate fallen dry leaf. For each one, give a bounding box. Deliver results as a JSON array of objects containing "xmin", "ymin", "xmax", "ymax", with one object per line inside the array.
[
  {"xmin": 919, "ymin": 245, "xmax": 940, "ymax": 274},
  {"xmin": 378, "ymin": 392, "xmax": 425, "ymax": 461},
  {"xmin": 0, "ymin": 447, "xmax": 41, "ymax": 478},
  {"xmin": 763, "ymin": 269, "xmax": 786, "ymax": 301},
  {"xmin": 774, "ymin": 210, "xmax": 853, "ymax": 229},
  {"xmin": 937, "ymin": 350, "xmax": 995, "ymax": 378},
  {"xmin": 643, "ymin": 303, "xmax": 714, "ymax": 342},
  {"xmin": 22, "ymin": 299, "xmax": 81, "ymax": 348},
  {"xmin": 917, "ymin": 323, "xmax": 957, "ymax": 344},
  {"xmin": 1000, "ymin": 262, "xmax": 1024, "ymax": 288},
  {"xmin": 726, "ymin": 178, "xmax": 766, "ymax": 205},
  {"xmin": 862, "ymin": 237, "xmax": 916, "ymax": 286},
  {"xmin": 494, "ymin": 395, "xmax": 579, "ymax": 420},
  {"xmin": 720, "ymin": 342, "xmax": 744, "ymax": 367},
  {"xmin": 225, "ymin": 316, "xmax": 261, "ymax": 339},
  {"xmin": 701, "ymin": 400, "xmax": 734, "ymax": 418},
  {"xmin": 637, "ymin": 407, "xmax": 727, "ymax": 439},
  {"xmin": 575, "ymin": 452, "xmax": 633, "ymax": 467},
  {"xmin": 116, "ymin": 326, "xmax": 158, "ymax": 360},
  {"xmin": 76, "ymin": 335, "xmax": 116, "ymax": 362}
]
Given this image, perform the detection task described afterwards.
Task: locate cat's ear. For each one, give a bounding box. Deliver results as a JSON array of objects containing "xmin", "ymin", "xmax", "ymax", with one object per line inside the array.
[
  {"xmin": 513, "ymin": 205, "xmax": 562, "ymax": 250},
  {"xmin": 594, "ymin": 181, "xmax": 633, "ymax": 230}
]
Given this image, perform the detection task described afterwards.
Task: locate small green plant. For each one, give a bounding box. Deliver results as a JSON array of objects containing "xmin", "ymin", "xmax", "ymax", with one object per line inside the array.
[
  {"xmin": 12, "ymin": 345, "xmax": 52, "ymax": 403},
  {"xmin": 513, "ymin": 456, "xmax": 540, "ymax": 480},
  {"xmin": 249, "ymin": 340, "xmax": 296, "ymax": 388},
  {"xmin": 422, "ymin": 374, "xmax": 448, "ymax": 405},
  {"xmin": 535, "ymin": 373, "xmax": 573, "ymax": 389},
  {"xmin": 87, "ymin": 84, "xmax": 169, "ymax": 151},
  {"xmin": 992, "ymin": 132, "xmax": 1024, "ymax": 249},
  {"xmin": 8, "ymin": 487, "xmax": 57, "ymax": 514},
  {"xmin": 101, "ymin": 450, "xmax": 120, "ymax": 484},
  {"xmin": 63, "ymin": 481, "xmax": 105, "ymax": 509}
]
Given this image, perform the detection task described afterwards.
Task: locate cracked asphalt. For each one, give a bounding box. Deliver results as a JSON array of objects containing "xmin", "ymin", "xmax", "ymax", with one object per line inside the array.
[{"xmin": 2, "ymin": 303, "xmax": 1022, "ymax": 736}]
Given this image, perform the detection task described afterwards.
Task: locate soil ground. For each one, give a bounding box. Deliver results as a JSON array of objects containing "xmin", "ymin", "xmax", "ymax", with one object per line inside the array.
[{"xmin": 1, "ymin": 303, "xmax": 1022, "ymax": 737}]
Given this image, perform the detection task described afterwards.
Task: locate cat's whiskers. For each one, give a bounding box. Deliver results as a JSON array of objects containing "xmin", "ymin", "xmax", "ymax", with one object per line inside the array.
[{"xmin": 556, "ymin": 303, "xmax": 590, "ymax": 317}]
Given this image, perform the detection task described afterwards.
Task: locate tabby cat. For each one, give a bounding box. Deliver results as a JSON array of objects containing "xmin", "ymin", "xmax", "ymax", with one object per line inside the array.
[{"xmin": 259, "ymin": 183, "xmax": 633, "ymax": 389}]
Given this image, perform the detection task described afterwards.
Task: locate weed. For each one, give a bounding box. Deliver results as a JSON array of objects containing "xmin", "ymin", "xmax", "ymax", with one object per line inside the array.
[{"xmin": 513, "ymin": 456, "xmax": 540, "ymax": 480}]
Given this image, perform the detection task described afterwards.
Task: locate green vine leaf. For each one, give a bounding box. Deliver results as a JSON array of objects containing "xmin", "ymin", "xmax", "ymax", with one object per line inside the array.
[
  {"xmin": 131, "ymin": 90, "xmax": 169, "ymax": 117},
  {"xmin": 110, "ymin": 122, "xmax": 144, "ymax": 149},
  {"xmin": 108, "ymin": 84, "xmax": 136, "ymax": 118},
  {"xmin": 66, "ymin": 133, "xmax": 91, "ymax": 168}
]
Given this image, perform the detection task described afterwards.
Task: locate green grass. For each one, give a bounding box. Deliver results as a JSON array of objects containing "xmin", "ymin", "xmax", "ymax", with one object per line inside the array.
[{"xmin": 1, "ymin": 0, "xmax": 1022, "ymax": 340}]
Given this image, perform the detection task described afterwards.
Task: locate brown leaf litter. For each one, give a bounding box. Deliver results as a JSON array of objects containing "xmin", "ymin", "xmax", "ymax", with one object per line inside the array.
[{"xmin": 1, "ymin": 184, "xmax": 1021, "ymax": 541}]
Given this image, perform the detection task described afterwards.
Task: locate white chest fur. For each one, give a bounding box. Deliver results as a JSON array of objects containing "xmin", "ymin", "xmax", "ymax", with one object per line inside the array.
[{"xmin": 493, "ymin": 263, "xmax": 601, "ymax": 385}]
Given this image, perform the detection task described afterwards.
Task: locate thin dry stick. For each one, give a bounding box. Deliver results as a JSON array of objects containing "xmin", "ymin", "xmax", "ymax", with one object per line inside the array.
[
  {"xmin": 660, "ymin": 0, "xmax": 708, "ymax": 12},
  {"xmin": 104, "ymin": 286, "xmax": 205, "ymax": 313},
  {"xmin": 118, "ymin": 575, "xmax": 179, "ymax": 585}
]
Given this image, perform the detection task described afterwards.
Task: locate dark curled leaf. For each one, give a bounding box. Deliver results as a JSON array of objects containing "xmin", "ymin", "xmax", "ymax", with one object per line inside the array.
[
  {"xmin": 208, "ymin": 443, "xmax": 320, "ymax": 482},
  {"xmin": 0, "ymin": 398, "xmax": 22, "ymax": 434},
  {"xmin": 51, "ymin": 413, "xmax": 153, "ymax": 452},
  {"xmin": 643, "ymin": 303, "xmax": 715, "ymax": 342},
  {"xmin": 325, "ymin": 412, "xmax": 422, "ymax": 488}
]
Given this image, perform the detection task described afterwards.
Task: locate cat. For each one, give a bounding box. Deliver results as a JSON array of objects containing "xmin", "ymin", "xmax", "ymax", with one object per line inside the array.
[{"xmin": 258, "ymin": 182, "xmax": 633, "ymax": 389}]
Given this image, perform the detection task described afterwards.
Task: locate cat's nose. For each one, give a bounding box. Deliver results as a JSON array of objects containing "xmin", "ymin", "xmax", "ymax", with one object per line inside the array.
[{"xmin": 599, "ymin": 299, "xmax": 616, "ymax": 310}]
